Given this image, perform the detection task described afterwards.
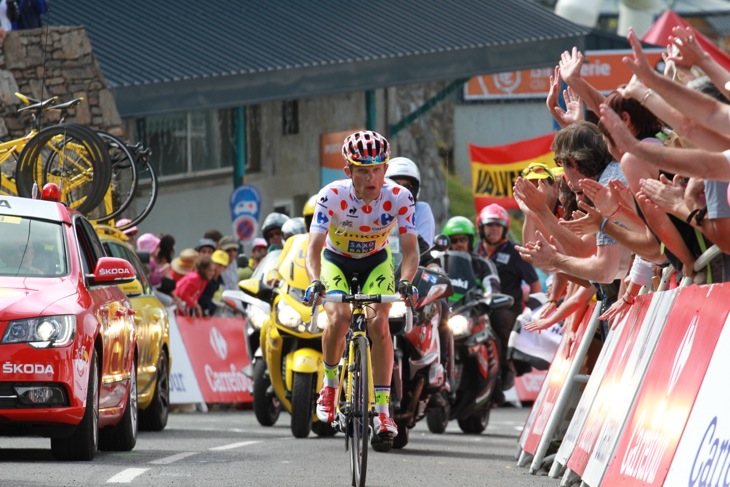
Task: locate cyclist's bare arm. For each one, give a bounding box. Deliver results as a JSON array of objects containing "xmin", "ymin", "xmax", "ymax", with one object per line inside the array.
[
  {"xmin": 306, "ymin": 231, "xmax": 326, "ymax": 283},
  {"xmin": 398, "ymin": 233, "xmax": 418, "ymax": 283}
]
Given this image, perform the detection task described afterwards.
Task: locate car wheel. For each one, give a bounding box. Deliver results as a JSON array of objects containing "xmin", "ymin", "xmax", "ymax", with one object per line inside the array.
[
  {"xmin": 99, "ymin": 359, "xmax": 138, "ymax": 451},
  {"xmin": 51, "ymin": 349, "xmax": 99, "ymax": 461},
  {"xmin": 139, "ymin": 350, "xmax": 170, "ymax": 431}
]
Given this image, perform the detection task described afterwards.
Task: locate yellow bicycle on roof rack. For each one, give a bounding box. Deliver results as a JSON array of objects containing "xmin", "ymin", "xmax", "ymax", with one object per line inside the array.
[{"xmin": 0, "ymin": 92, "xmax": 111, "ymax": 214}]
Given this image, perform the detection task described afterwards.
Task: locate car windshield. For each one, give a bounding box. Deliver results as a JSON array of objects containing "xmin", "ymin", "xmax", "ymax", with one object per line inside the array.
[{"xmin": 0, "ymin": 215, "xmax": 67, "ymax": 277}]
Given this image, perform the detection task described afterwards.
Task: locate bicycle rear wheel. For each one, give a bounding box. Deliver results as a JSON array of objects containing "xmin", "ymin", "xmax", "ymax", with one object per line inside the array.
[
  {"xmin": 348, "ymin": 335, "xmax": 369, "ymax": 487},
  {"xmin": 87, "ymin": 132, "xmax": 138, "ymax": 224},
  {"xmin": 116, "ymin": 150, "xmax": 158, "ymax": 230},
  {"xmin": 16, "ymin": 123, "xmax": 111, "ymax": 214}
]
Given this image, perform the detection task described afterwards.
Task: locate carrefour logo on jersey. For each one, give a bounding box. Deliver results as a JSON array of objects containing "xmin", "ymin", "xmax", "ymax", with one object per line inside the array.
[
  {"xmin": 380, "ymin": 213, "xmax": 395, "ymax": 226},
  {"xmin": 316, "ymin": 212, "xmax": 329, "ymax": 225},
  {"xmin": 348, "ymin": 240, "xmax": 376, "ymax": 253}
]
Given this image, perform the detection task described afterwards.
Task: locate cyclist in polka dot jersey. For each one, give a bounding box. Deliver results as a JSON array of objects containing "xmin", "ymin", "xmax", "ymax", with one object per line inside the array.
[{"xmin": 304, "ymin": 130, "xmax": 418, "ymax": 441}]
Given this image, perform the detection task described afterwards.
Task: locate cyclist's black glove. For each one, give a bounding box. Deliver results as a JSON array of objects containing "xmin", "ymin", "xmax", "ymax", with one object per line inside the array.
[
  {"xmin": 397, "ymin": 279, "xmax": 414, "ymax": 298},
  {"xmin": 304, "ymin": 280, "xmax": 325, "ymax": 305}
]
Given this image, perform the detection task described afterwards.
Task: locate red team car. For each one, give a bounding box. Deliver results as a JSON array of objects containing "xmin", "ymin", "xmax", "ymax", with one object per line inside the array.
[{"xmin": 0, "ymin": 193, "xmax": 139, "ymax": 460}]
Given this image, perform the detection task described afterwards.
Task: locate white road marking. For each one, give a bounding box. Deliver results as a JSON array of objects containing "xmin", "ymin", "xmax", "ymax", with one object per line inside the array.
[
  {"xmin": 106, "ymin": 468, "xmax": 149, "ymax": 483},
  {"xmin": 209, "ymin": 440, "xmax": 260, "ymax": 451},
  {"xmin": 149, "ymin": 451, "xmax": 199, "ymax": 464}
]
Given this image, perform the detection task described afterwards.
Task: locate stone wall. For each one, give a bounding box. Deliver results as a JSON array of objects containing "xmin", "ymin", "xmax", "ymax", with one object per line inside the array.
[
  {"xmin": 392, "ymin": 81, "xmax": 455, "ymax": 229},
  {"xmin": 0, "ymin": 26, "xmax": 122, "ymax": 140}
]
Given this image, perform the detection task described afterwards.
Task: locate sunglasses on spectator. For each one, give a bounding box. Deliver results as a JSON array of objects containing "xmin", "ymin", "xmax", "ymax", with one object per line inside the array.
[
  {"xmin": 451, "ymin": 236, "xmax": 470, "ymax": 243},
  {"xmin": 522, "ymin": 165, "xmax": 554, "ymax": 179}
]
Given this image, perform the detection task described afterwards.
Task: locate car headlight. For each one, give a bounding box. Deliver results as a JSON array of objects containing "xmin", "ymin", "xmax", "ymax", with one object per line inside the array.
[
  {"xmin": 389, "ymin": 302, "xmax": 407, "ymax": 319},
  {"xmin": 276, "ymin": 301, "xmax": 305, "ymax": 330},
  {"xmin": 447, "ymin": 314, "xmax": 469, "ymax": 338},
  {"xmin": 247, "ymin": 306, "xmax": 268, "ymax": 330},
  {"xmin": 2, "ymin": 315, "xmax": 76, "ymax": 348}
]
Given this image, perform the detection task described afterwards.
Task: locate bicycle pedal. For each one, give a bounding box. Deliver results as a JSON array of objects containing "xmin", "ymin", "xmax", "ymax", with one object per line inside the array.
[{"xmin": 371, "ymin": 434, "xmax": 393, "ymax": 453}]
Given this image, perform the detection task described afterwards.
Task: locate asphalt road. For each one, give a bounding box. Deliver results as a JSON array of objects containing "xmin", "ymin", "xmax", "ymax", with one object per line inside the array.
[{"xmin": 0, "ymin": 405, "xmax": 560, "ymax": 487}]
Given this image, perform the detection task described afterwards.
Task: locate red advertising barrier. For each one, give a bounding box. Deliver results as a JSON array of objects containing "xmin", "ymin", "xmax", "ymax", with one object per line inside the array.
[
  {"xmin": 175, "ymin": 316, "xmax": 253, "ymax": 404},
  {"xmin": 567, "ymin": 291, "xmax": 661, "ymax": 477},
  {"xmin": 601, "ymin": 284, "xmax": 730, "ymax": 485},
  {"xmin": 514, "ymin": 369, "xmax": 547, "ymax": 403}
]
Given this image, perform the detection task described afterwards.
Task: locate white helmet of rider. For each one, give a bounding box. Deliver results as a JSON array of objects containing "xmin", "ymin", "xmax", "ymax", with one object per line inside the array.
[
  {"xmin": 385, "ymin": 157, "xmax": 421, "ymax": 199},
  {"xmin": 281, "ymin": 217, "xmax": 306, "ymax": 240}
]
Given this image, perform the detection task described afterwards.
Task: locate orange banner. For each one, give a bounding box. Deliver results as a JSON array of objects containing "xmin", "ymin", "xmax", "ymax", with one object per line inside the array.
[
  {"xmin": 464, "ymin": 49, "xmax": 664, "ymax": 100},
  {"xmin": 470, "ymin": 133, "xmax": 556, "ymax": 211}
]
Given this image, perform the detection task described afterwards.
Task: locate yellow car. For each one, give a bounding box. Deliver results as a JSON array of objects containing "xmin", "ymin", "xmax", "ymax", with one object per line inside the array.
[{"xmin": 95, "ymin": 225, "xmax": 171, "ymax": 431}]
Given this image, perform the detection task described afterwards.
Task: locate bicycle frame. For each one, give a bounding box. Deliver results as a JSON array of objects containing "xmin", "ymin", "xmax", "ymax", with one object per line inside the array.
[{"xmin": 339, "ymin": 305, "xmax": 376, "ymax": 423}]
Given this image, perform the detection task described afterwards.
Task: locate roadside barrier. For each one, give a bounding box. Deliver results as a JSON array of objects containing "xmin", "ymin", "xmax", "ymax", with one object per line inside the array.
[
  {"xmin": 517, "ymin": 245, "xmax": 730, "ymax": 486},
  {"xmin": 168, "ymin": 311, "xmax": 252, "ymax": 406}
]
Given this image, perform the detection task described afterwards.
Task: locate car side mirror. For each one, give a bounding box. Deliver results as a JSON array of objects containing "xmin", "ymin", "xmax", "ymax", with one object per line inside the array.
[{"xmin": 89, "ymin": 257, "xmax": 137, "ymax": 286}]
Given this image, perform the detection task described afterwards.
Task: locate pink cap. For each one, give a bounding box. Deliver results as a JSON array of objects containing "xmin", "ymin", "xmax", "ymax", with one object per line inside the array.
[
  {"xmin": 136, "ymin": 233, "xmax": 161, "ymax": 253},
  {"xmin": 252, "ymin": 237, "xmax": 267, "ymax": 248},
  {"xmin": 116, "ymin": 218, "xmax": 138, "ymax": 236}
]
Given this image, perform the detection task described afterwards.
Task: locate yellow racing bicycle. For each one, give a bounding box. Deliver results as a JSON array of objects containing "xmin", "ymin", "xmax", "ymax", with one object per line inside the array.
[{"xmin": 312, "ymin": 275, "xmax": 411, "ymax": 487}]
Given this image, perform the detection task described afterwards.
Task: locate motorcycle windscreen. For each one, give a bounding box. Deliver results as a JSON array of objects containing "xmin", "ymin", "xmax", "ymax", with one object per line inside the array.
[
  {"xmin": 442, "ymin": 250, "xmax": 480, "ymax": 303},
  {"xmin": 252, "ymin": 249, "xmax": 283, "ymax": 281},
  {"xmin": 412, "ymin": 267, "xmax": 454, "ymax": 306}
]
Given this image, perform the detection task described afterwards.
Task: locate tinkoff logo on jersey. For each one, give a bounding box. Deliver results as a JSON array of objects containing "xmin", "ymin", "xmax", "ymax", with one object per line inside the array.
[{"xmin": 348, "ymin": 240, "xmax": 376, "ymax": 253}]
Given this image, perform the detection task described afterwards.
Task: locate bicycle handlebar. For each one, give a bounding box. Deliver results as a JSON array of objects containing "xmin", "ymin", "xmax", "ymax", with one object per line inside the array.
[
  {"xmin": 326, "ymin": 293, "xmax": 404, "ymax": 304},
  {"xmin": 307, "ymin": 293, "xmax": 413, "ymax": 334}
]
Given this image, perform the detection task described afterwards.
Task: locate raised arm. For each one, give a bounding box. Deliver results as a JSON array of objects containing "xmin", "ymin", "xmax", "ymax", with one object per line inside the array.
[
  {"xmin": 623, "ymin": 28, "xmax": 730, "ymax": 135},
  {"xmin": 559, "ymin": 47, "xmax": 606, "ymax": 116}
]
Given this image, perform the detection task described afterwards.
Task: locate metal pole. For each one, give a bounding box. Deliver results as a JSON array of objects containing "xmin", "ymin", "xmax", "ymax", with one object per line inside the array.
[{"xmin": 529, "ymin": 304, "xmax": 602, "ymax": 474}]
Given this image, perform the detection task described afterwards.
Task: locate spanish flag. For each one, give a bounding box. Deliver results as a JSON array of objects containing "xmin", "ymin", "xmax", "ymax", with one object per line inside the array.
[{"xmin": 470, "ymin": 133, "xmax": 556, "ymax": 212}]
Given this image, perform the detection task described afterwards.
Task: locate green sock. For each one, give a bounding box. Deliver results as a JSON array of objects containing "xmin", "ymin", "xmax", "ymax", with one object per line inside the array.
[
  {"xmin": 323, "ymin": 362, "xmax": 338, "ymax": 387},
  {"xmin": 374, "ymin": 386, "xmax": 390, "ymax": 415}
]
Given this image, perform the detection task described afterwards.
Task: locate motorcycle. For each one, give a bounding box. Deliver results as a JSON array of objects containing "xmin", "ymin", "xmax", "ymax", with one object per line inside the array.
[
  {"xmin": 436, "ymin": 249, "xmax": 513, "ymax": 434},
  {"xmin": 222, "ymin": 235, "xmax": 334, "ymax": 438},
  {"xmin": 386, "ymin": 235, "xmax": 455, "ymax": 449}
]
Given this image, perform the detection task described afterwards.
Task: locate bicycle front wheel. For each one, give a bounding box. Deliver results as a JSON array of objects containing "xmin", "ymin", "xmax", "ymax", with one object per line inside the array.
[
  {"xmin": 16, "ymin": 123, "xmax": 112, "ymax": 214},
  {"xmin": 348, "ymin": 335, "xmax": 370, "ymax": 487}
]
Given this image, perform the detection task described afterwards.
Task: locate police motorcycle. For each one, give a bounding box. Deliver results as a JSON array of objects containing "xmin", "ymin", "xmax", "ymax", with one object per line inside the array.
[
  {"xmin": 436, "ymin": 249, "xmax": 513, "ymax": 434},
  {"xmin": 223, "ymin": 226, "xmax": 334, "ymax": 438},
  {"xmin": 386, "ymin": 234, "xmax": 455, "ymax": 449}
]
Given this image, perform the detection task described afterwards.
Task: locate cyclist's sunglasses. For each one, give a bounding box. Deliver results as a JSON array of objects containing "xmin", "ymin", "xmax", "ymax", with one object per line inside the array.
[{"xmin": 347, "ymin": 154, "xmax": 389, "ymax": 166}]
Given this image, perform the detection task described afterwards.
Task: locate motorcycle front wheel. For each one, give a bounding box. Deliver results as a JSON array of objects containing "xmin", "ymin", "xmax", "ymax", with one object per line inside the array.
[
  {"xmin": 253, "ymin": 360, "xmax": 281, "ymax": 427},
  {"xmin": 426, "ymin": 397, "xmax": 450, "ymax": 434},
  {"xmin": 457, "ymin": 407, "xmax": 490, "ymax": 434},
  {"xmin": 291, "ymin": 372, "xmax": 315, "ymax": 438}
]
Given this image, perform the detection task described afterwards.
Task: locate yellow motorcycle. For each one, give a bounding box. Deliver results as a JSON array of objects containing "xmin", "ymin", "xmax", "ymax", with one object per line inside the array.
[{"xmin": 224, "ymin": 234, "xmax": 334, "ymax": 438}]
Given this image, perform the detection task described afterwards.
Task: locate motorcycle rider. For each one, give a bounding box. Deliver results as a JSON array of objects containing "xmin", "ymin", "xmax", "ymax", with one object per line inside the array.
[
  {"xmin": 304, "ymin": 130, "xmax": 418, "ymax": 441},
  {"xmin": 261, "ymin": 212, "xmax": 290, "ymax": 251},
  {"xmin": 385, "ymin": 157, "xmax": 435, "ymax": 245},
  {"xmin": 476, "ymin": 204, "xmax": 542, "ymax": 389}
]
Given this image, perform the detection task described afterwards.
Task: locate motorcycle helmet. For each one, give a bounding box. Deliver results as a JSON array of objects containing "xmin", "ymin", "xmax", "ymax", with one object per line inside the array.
[
  {"xmin": 303, "ymin": 194, "xmax": 318, "ymax": 231},
  {"xmin": 477, "ymin": 203, "xmax": 510, "ymax": 240},
  {"xmin": 385, "ymin": 157, "xmax": 421, "ymax": 199},
  {"xmin": 261, "ymin": 212, "xmax": 290, "ymax": 244},
  {"xmin": 442, "ymin": 216, "xmax": 477, "ymax": 251},
  {"xmin": 282, "ymin": 217, "xmax": 306, "ymax": 240},
  {"xmin": 342, "ymin": 130, "xmax": 390, "ymax": 166}
]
